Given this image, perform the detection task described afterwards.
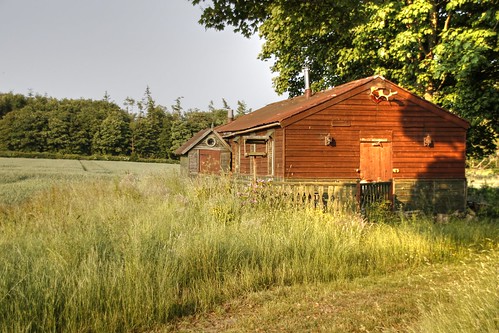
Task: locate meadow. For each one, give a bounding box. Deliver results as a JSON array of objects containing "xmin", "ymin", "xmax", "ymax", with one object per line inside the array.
[
  {"xmin": 0, "ymin": 158, "xmax": 497, "ymax": 332},
  {"xmin": 0, "ymin": 157, "xmax": 177, "ymax": 205}
]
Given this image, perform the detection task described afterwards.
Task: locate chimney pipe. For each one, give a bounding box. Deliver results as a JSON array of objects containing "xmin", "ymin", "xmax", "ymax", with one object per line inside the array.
[
  {"xmin": 303, "ymin": 66, "xmax": 312, "ymax": 98},
  {"xmin": 227, "ymin": 108, "xmax": 234, "ymax": 123}
]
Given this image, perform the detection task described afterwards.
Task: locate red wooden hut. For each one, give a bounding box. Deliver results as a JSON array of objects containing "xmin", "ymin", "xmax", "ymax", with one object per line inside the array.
[
  {"xmin": 175, "ymin": 128, "xmax": 231, "ymax": 175},
  {"xmin": 177, "ymin": 76, "xmax": 470, "ymax": 213}
]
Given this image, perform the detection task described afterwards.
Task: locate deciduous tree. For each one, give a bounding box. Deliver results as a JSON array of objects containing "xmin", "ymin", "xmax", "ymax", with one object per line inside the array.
[{"xmin": 190, "ymin": 0, "xmax": 498, "ymax": 157}]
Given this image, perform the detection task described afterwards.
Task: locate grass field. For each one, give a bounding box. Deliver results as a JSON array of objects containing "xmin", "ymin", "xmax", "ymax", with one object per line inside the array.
[
  {"xmin": 0, "ymin": 157, "xmax": 178, "ymax": 205},
  {"xmin": 0, "ymin": 158, "xmax": 497, "ymax": 332}
]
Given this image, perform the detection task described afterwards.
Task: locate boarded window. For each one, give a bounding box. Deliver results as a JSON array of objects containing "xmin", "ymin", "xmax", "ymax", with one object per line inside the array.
[{"xmin": 243, "ymin": 136, "xmax": 268, "ymax": 157}]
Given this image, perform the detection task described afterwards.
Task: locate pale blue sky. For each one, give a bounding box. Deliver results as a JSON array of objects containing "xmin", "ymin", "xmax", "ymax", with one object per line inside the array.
[{"xmin": 0, "ymin": 0, "xmax": 283, "ymax": 111}]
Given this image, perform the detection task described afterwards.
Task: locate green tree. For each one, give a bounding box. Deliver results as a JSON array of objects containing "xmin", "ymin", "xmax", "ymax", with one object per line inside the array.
[
  {"xmin": 69, "ymin": 99, "xmax": 121, "ymax": 155},
  {"xmin": 123, "ymin": 97, "xmax": 137, "ymax": 114},
  {"xmin": 190, "ymin": 0, "xmax": 498, "ymax": 157},
  {"xmin": 133, "ymin": 111, "xmax": 168, "ymax": 159},
  {"xmin": 186, "ymin": 103, "xmax": 226, "ymax": 133},
  {"xmin": 158, "ymin": 112, "xmax": 174, "ymax": 159},
  {"xmin": 0, "ymin": 93, "xmax": 28, "ymax": 118},
  {"xmin": 130, "ymin": 87, "xmax": 169, "ymax": 158},
  {"xmin": 185, "ymin": 110, "xmax": 211, "ymax": 135},
  {"xmin": 0, "ymin": 106, "xmax": 48, "ymax": 152},
  {"xmin": 0, "ymin": 94, "xmax": 63, "ymax": 152},
  {"xmin": 133, "ymin": 114, "xmax": 153, "ymax": 158},
  {"xmin": 92, "ymin": 110, "xmax": 132, "ymax": 155},
  {"xmin": 46, "ymin": 106, "xmax": 72, "ymax": 153},
  {"xmin": 0, "ymin": 92, "xmax": 137, "ymax": 156},
  {"xmin": 236, "ymin": 100, "xmax": 251, "ymax": 117},
  {"xmin": 169, "ymin": 97, "xmax": 192, "ymax": 154}
]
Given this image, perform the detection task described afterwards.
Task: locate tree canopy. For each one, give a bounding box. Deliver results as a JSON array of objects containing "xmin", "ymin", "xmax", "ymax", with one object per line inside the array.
[
  {"xmin": 0, "ymin": 91, "xmax": 250, "ymax": 160},
  {"xmin": 190, "ymin": 0, "xmax": 498, "ymax": 157}
]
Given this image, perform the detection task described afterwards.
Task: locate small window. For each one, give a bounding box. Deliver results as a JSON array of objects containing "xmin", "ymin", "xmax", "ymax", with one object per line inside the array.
[
  {"xmin": 243, "ymin": 136, "xmax": 268, "ymax": 157},
  {"xmin": 206, "ymin": 137, "xmax": 216, "ymax": 147}
]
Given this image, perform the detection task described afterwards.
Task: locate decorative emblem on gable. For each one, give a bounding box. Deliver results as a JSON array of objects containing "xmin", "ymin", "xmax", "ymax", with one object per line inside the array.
[{"xmin": 370, "ymin": 86, "xmax": 398, "ymax": 104}]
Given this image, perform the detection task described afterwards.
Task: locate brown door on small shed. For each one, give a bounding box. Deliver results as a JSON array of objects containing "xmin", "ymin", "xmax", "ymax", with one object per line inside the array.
[
  {"xmin": 360, "ymin": 141, "xmax": 392, "ymax": 182},
  {"xmin": 199, "ymin": 149, "xmax": 221, "ymax": 174}
]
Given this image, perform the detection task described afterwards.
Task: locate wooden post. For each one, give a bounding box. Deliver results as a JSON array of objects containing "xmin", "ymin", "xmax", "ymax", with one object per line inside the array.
[
  {"xmin": 252, "ymin": 156, "xmax": 257, "ymax": 182},
  {"xmin": 389, "ymin": 180, "xmax": 394, "ymax": 210},
  {"xmin": 356, "ymin": 181, "xmax": 361, "ymax": 212}
]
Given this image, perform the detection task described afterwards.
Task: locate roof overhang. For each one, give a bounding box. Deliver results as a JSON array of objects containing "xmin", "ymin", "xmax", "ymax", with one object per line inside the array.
[{"xmin": 219, "ymin": 122, "xmax": 280, "ymax": 138}]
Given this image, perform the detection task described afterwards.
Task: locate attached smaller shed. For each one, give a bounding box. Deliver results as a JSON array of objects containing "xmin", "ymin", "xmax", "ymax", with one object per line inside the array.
[{"xmin": 175, "ymin": 128, "xmax": 231, "ymax": 175}]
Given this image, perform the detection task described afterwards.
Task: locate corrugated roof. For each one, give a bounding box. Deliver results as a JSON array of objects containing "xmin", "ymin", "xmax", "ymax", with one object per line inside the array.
[{"xmin": 216, "ymin": 76, "xmax": 376, "ymax": 134}]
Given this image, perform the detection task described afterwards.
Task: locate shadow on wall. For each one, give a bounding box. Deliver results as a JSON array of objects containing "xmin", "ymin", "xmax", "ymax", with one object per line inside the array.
[
  {"xmin": 393, "ymin": 86, "xmax": 467, "ymax": 214},
  {"xmin": 394, "ymin": 156, "xmax": 467, "ymax": 214}
]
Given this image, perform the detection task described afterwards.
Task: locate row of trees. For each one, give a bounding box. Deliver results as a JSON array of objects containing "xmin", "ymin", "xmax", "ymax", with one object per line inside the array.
[
  {"xmin": 0, "ymin": 89, "xmax": 250, "ymax": 159},
  {"xmin": 190, "ymin": 0, "xmax": 498, "ymax": 158}
]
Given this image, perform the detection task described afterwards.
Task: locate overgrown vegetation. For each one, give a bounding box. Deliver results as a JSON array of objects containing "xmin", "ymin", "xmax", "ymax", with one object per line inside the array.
[
  {"xmin": 0, "ymin": 165, "xmax": 497, "ymax": 332},
  {"xmin": 467, "ymin": 154, "xmax": 499, "ymax": 217},
  {"xmin": 468, "ymin": 185, "xmax": 499, "ymax": 218}
]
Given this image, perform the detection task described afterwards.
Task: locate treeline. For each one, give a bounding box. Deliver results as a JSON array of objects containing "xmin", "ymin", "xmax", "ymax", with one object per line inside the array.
[{"xmin": 0, "ymin": 89, "xmax": 250, "ymax": 159}]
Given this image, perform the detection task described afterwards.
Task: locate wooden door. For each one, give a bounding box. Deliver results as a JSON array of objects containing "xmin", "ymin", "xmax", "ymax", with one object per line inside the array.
[
  {"xmin": 199, "ymin": 150, "xmax": 221, "ymax": 174},
  {"xmin": 360, "ymin": 142, "xmax": 392, "ymax": 182}
]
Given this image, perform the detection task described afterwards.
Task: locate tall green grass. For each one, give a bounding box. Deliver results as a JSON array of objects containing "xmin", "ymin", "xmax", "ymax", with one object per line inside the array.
[
  {"xmin": 0, "ymin": 174, "xmax": 496, "ymax": 332},
  {"xmin": 409, "ymin": 251, "xmax": 498, "ymax": 333}
]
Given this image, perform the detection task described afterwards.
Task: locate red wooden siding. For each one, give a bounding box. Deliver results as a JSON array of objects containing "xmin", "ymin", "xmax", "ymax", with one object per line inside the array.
[
  {"xmin": 217, "ymin": 77, "xmax": 467, "ymax": 185},
  {"xmin": 285, "ymin": 127, "xmax": 360, "ymax": 179},
  {"xmin": 273, "ymin": 128, "xmax": 284, "ymax": 178},
  {"xmin": 283, "ymin": 84, "xmax": 466, "ymax": 180}
]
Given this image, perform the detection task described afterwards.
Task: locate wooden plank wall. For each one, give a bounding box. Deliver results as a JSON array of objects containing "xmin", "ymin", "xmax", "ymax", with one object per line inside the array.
[
  {"xmin": 271, "ymin": 180, "xmax": 465, "ymax": 214},
  {"xmin": 284, "ymin": 86, "xmax": 466, "ymax": 180},
  {"xmin": 284, "ymin": 179, "xmax": 467, "ymax": 214},
  {"xmin": 274, "ymin": 128, "xmax": 284, "ymax": 178},
  {"xmin": 188, "ymin": 150, "xmax": 199, "ymax": 175}
]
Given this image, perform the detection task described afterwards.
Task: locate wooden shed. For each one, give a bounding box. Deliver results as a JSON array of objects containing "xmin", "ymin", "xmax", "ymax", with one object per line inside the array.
[
  {"xmin": 179, "ymin": 76, "xmax": 470, "ymax": 213},
  {"xmin": 175, "ymin": 128, "xmax": 231, "ymax": 175}
]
